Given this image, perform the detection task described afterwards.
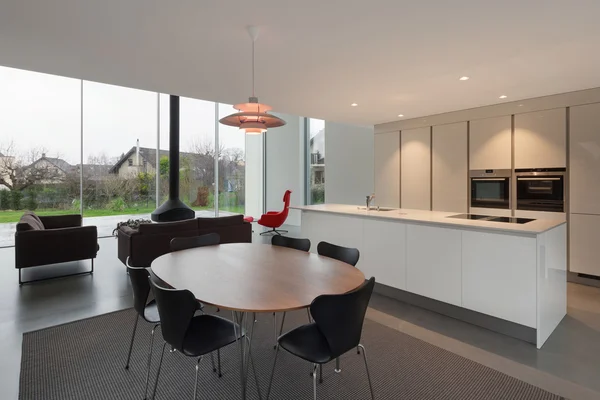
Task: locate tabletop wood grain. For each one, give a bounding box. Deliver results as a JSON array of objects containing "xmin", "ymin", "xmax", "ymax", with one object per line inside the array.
[{"xmin": 151, "ymin": 243, "xmax": 366, "ymax": 312}]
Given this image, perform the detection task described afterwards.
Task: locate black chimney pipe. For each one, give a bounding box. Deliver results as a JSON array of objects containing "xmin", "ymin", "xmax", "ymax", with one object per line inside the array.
[
  {"xmin": 150, "ymin": 95, "xmax": 195, "ymax": 222},
  {"xmin": 169, "ymin": 95, "xmax": 180, "ymax": 201}
]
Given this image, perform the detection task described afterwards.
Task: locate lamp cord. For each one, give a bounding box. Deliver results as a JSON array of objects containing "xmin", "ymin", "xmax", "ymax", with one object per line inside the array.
[{"xmin": 252, "ymin": 39, "xmax": 255, "ymax": 97}]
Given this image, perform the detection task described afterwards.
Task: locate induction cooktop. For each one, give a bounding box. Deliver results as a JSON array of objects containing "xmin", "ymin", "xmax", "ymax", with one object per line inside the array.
[{"xmin": 447, "ymin": 214, "xmax": 535, "ymax": 224}]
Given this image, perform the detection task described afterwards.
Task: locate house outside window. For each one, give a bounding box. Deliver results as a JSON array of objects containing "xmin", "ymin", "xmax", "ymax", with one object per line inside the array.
[{"xmin": 128, "ymin": 158, "xmax": 133, "ymax": 166}]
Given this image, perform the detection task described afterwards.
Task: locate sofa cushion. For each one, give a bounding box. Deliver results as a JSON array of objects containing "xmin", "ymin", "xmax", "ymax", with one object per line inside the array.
[
  {"xmin": 138, "ymin": 219, "xmax": 197, "ymax": 235},
  {"xmin": 197, "ymin": 215, "xmax": 244, "ymax": 229},
  {"xmin": 18, "ymin": 211, "xmax": 45, "ymax": 231}
]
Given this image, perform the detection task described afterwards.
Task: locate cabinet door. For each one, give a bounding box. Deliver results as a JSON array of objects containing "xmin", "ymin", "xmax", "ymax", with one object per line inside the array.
[
  {"xmin": 406, "ymin": 224, "xmax": 462, "ymax": 306},
  {"xmin": 569, "ymin": 213, "xmax": 600, "ymax": 276},
  {"xmin": 432, "ymin": 122, "xmax": 468, "ymax": 212},
  {"xmin": 362, "ymin": 219, "xmax": 407, "ymax": 290},
  {"xmin": 469, "ymin": 116, "xmax": 512, "ymax": 170},
  {"xmin": 374, "ymin": 131, "xmax": 400, "ymax": 208},
  {"xmin": 515, "ymin": 109, "xmax": 566, "ymax": 169},
  {"xmin": 462, "ymin": 230, "xmax": 537, "ymax": 328},
  {"xmin": 401, "ymin": 127, "xmax": 431, "ymax": 210},
  {"xmin": 570, "ymin": 103, "xmax": 600, "ymax": 214}
]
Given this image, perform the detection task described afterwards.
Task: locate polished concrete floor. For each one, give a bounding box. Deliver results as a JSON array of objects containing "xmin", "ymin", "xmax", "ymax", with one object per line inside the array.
[{"xmin": 1, "ymin": 227, "xmax": 600, "ymax": 399}]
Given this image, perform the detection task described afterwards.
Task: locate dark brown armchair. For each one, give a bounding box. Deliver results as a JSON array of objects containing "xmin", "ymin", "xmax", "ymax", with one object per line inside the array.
[{"xmin": 15, "ymin": 212, "xmax": 99, "ymax": 284}]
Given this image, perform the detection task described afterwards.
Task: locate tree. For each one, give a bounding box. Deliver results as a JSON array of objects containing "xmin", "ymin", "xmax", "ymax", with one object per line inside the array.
[{"xmin": 0, "ymin": 141, "xmax": 65, "ymax": 191}]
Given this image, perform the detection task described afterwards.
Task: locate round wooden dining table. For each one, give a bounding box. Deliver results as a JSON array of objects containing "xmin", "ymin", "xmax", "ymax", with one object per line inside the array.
[{"xmin": 151, "ymin": 242, "xmax": 366, "ymax": 400}]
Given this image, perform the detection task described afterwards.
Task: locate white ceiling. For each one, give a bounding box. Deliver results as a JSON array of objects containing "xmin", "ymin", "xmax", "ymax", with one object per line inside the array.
[{"xmin": 1, "ymin": 0, "xmax": 600, "ymax": 126}]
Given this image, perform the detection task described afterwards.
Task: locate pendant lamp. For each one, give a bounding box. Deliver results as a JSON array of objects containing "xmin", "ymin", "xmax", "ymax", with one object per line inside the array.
[{"xmin": 219, "ymin": 26, "xmax": 286, "ymax": 134}]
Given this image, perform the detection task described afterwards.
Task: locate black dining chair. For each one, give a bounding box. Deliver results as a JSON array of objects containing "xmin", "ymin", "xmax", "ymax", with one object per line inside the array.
[
  {"xmin": 270, "ymin": 236, "xmax": 312, "ymax": 347},
  {"xmin": 317, "ymin": 241, "xmax": 360, "ymax": 267},
  {"xmin": 170, "ymin": 232, "xmax": 220, "ymax": 252},
  {"xmin": 266, "ymin": 277, "xmax": 376, "ymax": 400},
  {"xmin": 170, "ymin": 233, "xmax": 220, "ymax": 312},
  {"xmin": 124, "ymin": 258, "xmax": 162, "ymax": 400},
  {"xmin": 148, "ymin": 280, "xmax": 256, "ymax": 400},
  {"xmin": 271, "ymin": 235, "xmax": 311, "ymax": 252}
]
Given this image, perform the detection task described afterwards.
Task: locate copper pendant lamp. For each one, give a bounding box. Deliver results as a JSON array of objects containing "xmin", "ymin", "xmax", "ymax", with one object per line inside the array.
[{"xmin": 219, "ymin": 26, "xmax": 286, "ymax": 135}]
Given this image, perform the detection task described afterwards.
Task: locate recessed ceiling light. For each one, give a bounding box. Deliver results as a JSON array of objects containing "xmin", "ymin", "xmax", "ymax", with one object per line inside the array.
[
  {"xmin": 499, "ymin": 95, "xmax": 508, "ymax": 99},
  {"xmin": 398, "ymin": 114, "xmax": 404, "ymax": 117},
  {"xmin": 351, "ymin": 103, "xmax": 358, "ymax": 107},
  {"xmin": 518, "ymin": 104, "xmax": 524, "ymax": 107},
  {"xmin": 459, "ymin": 76, "xmax": 470, "ymax": 81}
]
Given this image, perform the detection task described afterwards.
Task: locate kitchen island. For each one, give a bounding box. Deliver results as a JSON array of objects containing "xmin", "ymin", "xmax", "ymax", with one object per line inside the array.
[{"xmin": 292, "ymin": 204, "xmax": 567, "ymax": 348}]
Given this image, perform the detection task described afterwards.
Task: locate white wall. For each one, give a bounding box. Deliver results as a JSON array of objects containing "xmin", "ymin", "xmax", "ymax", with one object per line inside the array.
[
  {"xmin": 324, "ymin": 122, "xmax": 374, "ymax": 205},
  {"xmin": 265, "ymin": 114, "xmax": 304, "ymax": 226},
  {"xmin": 244, "ymin": 134, "xmax": 263, "ymax": 220}
]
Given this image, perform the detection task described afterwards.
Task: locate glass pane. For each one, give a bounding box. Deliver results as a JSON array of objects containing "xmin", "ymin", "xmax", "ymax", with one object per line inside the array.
[
  {"xmin": 218, "ymin": 104, "xmax": 246, "ymax": 216},
  {"xmin": 160, "ymin": 95, "xmax": 216, "ymax": 217},
  {"xmin": 0, "ymin": 67, "xmax": 81, "ymax": 247},
  {"xmin": 82, "ymin": 81, "xmax": 157, "ymax": 237},
  {"xmin": 308, "ymin": 118, "xmax": 325, "ymax": 204}
]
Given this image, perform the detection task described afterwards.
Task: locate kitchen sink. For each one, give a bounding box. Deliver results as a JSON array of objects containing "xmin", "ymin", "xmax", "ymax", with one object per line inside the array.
[{"xmin": 357, "ymin": 207, "xmax": 397, "ymax": 211}]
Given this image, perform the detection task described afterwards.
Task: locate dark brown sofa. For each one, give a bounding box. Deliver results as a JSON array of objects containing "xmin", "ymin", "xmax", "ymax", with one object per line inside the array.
[
  {"xmin": 15, "ymin": 212, "xmax": 98, "ymax": 284},
  {"xmin": 117, "ymin": 214, "xmax": 252, "ymax": 268}
]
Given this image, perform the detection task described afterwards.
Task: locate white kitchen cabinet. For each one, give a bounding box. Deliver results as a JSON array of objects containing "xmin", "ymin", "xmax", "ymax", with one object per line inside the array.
[
  {"xmin": 406, "ymin": 224, "xmax": 462, "ymax": 306},
  {"xmin": 569, "ymin": 213, "xmax": 600, "ymax": 276},
  {"xmin": 570, "ymin": 103, "xmax": 600, "ymax": 215},
  {"xmin": 432, "ymin": 122, "xmax": 468, "ymax": 213},
  {"xmin": 300, "ymin": 211, "xmax": 363, "ymax": 256},
  {"xmin": 514, "ymin": 109, "xmax": 566, "ymax": 169},
  {"xmin": 374, "ymin": 131, "xmax": 400, "ymax": 208},
  {"xmin": 362, "ymin": 219, "xmax": 407, "ymax": 289},
  {"xmin": 401, "ymin": 127, "xmax": 431, "ymax": 210},
  {"xmin": 462, "ymin": 230, "xmax": 537, "ymax": 328},
  {"xmin": 469, "ymin": 116, "xmax": 512, "ymax": 170}
]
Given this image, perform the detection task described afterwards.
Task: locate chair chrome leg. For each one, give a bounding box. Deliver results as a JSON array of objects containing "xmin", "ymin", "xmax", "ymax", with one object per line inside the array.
[
  {"xmin": 335, "ymin": 357, "xmax": 341, "ymax": 373},
  {"xmin": 312, "ymin": 364, "xmax": 318, "ymax": 400},
  {"xmin": 150, "ymin": 342, "xmax": 167, "ymax": 400},
  {"xmin": 217, "ymin": 349, "xmax": 222, "ymax": 377},
  {"xmin": 306, "ymin": 308, "xmax": 312, "ymax": 323},
  {"xmin": 319, "ymin": 362, "xmax": 323, "ymax": 384},
  {"xmin": 145, "ymin": 323, "xmax": 160, "ymax": 400},
  {"xmin": 266, "ymin": 344, "xmax": 281, "ymax": 400},
  {"xmin": 272, "ymin": 312, "xmax": 277, "ymax": 349},
  {"xmin": 193, "ymin": 356, "xmax": 203, "ymax": 400},
  {"xmin": 210, "ymin": 351, "xmax": 216, "ymax": 372},
  {"xmin": 125, "ymin": 314, "xmax": 139, "ymax": 369},
  {"xmin": 358, "ymin": 344, "xmax": 375, "ymax": 399}
]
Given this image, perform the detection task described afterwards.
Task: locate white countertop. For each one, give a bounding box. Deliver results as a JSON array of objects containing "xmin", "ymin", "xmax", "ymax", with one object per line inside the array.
[{"xmin": 291, "ymin": 204, "xmax": 565, "ymax": 234}]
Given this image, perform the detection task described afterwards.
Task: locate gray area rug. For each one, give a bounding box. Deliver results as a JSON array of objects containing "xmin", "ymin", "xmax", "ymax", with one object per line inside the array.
[{"xmin": 20, "ymin": 308, "xmax": 564, "ymax": 400}]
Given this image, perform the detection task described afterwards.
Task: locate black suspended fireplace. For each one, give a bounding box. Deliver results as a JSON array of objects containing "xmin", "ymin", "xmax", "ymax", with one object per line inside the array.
[{"xmin": 151, "ymin": 95, "xmax": 195, "ymax": 222}]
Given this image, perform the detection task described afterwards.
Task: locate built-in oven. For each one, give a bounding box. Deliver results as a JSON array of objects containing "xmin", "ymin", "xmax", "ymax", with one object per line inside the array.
[
  {"xmin": 470, "ymin": 169, "xmax": 511, "ymax": 210},
  {"xmin": 515, "ymin": 168, "xmax": 565, "ymax": 212}
]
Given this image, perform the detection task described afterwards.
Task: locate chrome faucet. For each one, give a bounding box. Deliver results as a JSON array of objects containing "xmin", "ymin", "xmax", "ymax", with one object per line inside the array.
[{"xmin": 366, "ymin": 194, "xmax": 375, "ymax": 210}]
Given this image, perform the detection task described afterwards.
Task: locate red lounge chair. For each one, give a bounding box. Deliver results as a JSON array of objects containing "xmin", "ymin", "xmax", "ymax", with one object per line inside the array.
[{"xmin": 258, "ymin": 190, "xmax": 291, "ymax": 236}]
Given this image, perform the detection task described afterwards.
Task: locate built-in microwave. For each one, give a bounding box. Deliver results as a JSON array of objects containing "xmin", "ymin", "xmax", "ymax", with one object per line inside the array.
[
  {"xmin": 470, "ymin": 169, "xmax": 511, "ymax": 210},
  {"xmin": 515, "ymin": 168, "xmax": 565, "ymax": 213}
]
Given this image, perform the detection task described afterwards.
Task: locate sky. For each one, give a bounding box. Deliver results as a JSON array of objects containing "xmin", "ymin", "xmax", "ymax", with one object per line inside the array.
[{"xmin": 0, "ymin": 66, "xmax": 246, "ymax": 165}]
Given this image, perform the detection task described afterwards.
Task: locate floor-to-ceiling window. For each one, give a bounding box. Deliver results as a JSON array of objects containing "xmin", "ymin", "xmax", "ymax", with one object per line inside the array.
[
  {"xmin": 0, "ymin": 66, "xmax": 81, "ymax": 246},
  {"xmin": 307, "ymin": 118, "xmax": 325, "ymax": 204},
  {"xmin": 82, "ymin": 81, "xmax": 158, "ymax": 224},
  {"xmin": 0, "ymin": 65, "xmax": 262, "ymax": 246},
  {"xmin": 218, "ymin": 103, "xmax": 246, "ymax": 215}
]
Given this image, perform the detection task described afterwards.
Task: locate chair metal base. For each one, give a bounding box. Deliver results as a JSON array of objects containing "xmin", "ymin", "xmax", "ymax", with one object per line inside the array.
[
  {"xmin": 18, "ymin": 258, "xmax": 94, "ymax": 285},
  {"xmin": 259, "ymin": 228, "xmax": 288, "ymax": 236},
  {"xmin": 267, "ymin": 343, "xmax": 375, "ymax": 400}
]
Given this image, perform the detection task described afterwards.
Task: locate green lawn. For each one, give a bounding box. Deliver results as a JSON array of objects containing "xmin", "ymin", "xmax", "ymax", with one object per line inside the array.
[{"xmin": 0, "ymin": 205, "xmax": 245, "ymax": 223}]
